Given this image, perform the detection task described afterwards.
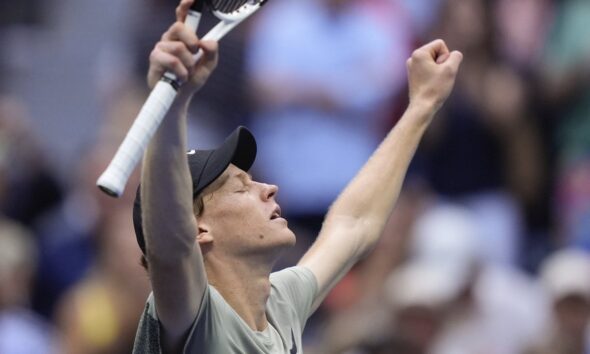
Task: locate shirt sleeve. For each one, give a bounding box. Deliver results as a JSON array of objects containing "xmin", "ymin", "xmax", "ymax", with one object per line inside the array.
[{"xmin": 269, "ymin": 266, "xmax": 319, "ymax": 327}]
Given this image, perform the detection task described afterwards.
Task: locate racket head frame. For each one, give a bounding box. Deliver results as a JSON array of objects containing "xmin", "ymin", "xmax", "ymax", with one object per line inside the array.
[{"xmin": 209, "ymin": 0, "xmax": 267, "ymax": 21}]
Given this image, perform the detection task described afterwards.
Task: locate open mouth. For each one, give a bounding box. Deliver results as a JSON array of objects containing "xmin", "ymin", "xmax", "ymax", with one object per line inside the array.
[{"xmin": 270, "ymin": 206, "xmax": 282, "ymax": 220}]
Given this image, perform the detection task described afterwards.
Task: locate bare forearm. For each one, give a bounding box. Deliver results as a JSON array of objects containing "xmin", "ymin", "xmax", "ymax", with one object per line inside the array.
[
  {"xmin": 140, "ymin": 92, "xmax": 207, "ymax": 347},
  {"xmin": 326, "ymin": 103, "xmax": 434, "ymax": 252},
  {"xmin": 141, "ymin": 93, "xmax": 197, "ymax": 260},
  {"xmin": 324, "ymin": 41, "xmax": 463, "ymax": 257},
  {"xmin": 300, "ymin": 41, "xmax": 461, "ymax": 311}
]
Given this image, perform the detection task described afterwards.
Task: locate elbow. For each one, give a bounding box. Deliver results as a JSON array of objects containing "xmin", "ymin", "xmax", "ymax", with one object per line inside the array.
[
  {"xmin": 356, "ymin": 218, "xmax": 388, "ymax": 259},
  {"xmin": 323, "ymin": 214, "xmax": 385, "ymax": 261},
  {"xmin": 356, "ymin": 240, "xmax": 379, "ymax": 260}
]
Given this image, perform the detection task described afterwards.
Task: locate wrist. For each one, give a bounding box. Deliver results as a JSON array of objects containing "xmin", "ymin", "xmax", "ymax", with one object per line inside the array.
[
  {"xmin": 167, "ymin": 90, "xmax": 194, "ymax": 119},
  {"xmin": 406, "ymin": 100, "xmax": 437, "ymax": 126},
  {"xmin": 408, "ymin": 96, "xmax": 439, "ymax": 113},
  {"xmin": 175, "ymin": 87, "xmax": 197, "ymax": 106}
]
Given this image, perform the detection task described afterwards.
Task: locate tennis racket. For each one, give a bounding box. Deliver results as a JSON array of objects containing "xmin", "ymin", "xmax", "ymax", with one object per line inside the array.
[{"xmin": 97, "ymin": 0, "xmax": 267, "ymax": 197}]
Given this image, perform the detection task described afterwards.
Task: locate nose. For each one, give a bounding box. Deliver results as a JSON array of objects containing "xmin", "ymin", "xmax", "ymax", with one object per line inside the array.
[{"xmin": 262, "ymin": 183, "xmax": 278, "ymax": 201}]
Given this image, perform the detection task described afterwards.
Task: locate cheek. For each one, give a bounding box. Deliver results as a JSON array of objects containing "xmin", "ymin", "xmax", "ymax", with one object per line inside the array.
[
  {"xmin": 210, "ymin": 206, "xmax": 266, "ymax": 238},
  {"xmin": 222, "ymin": 195, "xmax": 267, "ymax": 223},
  {"xmin": 203, "ymin": 194, "xmax": 271, "ymax": 240}
]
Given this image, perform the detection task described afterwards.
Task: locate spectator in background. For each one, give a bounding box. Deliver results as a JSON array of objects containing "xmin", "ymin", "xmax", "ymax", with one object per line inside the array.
[
  {"xmin": 378, "ymin": 261, "xmax": 460, "ymax": 354},
  {"xmin": 33, "ymin": 85, "xmax": 145, "ymax": 319},
  {"xmin": 246, "ymin": 0, "xmax": 413, "ymax": 248},
  {"xmin": 494, "ymin": 0, "xmax": 554, "ymax": 71},
  {"xmin": 406, "ymin": 203, "xmax": 545, "ymax": 354},
  {"xmin": 540, "ymin": 0, "xmax": 590, "ymax": 249},
  {"xmin": 527, "ymin": 249, "xmax": 590, "ymax": 354},
  {"xmin": 317, "ymin": 259, "xmax": 455, "ymax": 354},
  {"xmin": 492, "ymin": 0, "xmax": 555, "ymax": 259},
  {"xmin": 54, "ymin": 206, "xmax": 149, "ymax": 354},
  {"xmin": 0, "ymin": 218, "xmax": 60, "ymax": 354},
  {"xmin": 415, "ymin": 0, "xmax": 545, "ymax": 265},
  {"xmin": 0, "ymin": 93, "xmax": 68, "ymax": 320},
  {"xmin": 0, "ymin": 95, "xmax": 63, "ymax": 228},
  {"xmin": 398, "ymin": 0, "xmax": 445, "ymax": 39},
  {"xmin": 314, "ymin": 203, "xmax": 546, "ymax": 354},
  {"xmin": 555, "ymin": 160, "xmax": 590, "ymax": 249}
]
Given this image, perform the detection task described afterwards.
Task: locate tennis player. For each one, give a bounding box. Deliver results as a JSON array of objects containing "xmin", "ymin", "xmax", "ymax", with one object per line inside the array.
[{"xmin": 131, "ymin": 1, "xmax": 463, "ymax": 353}]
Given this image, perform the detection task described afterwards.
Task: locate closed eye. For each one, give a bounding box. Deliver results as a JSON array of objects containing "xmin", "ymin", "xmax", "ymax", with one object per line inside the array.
[{"xmin": 231, "ymin": 172, "xmax": 251, "ymax": 193}]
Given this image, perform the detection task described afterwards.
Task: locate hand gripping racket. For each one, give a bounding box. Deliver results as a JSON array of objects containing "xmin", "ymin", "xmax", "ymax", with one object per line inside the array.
[{"xmin": 97, "ymin": 0, "xmax": 267, "ymax": 197}]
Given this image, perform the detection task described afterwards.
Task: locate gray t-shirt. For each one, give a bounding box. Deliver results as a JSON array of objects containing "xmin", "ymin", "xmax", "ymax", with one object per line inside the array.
[{"xmin": 132, "ymin": 266, "xmax": 318, "ymax": 354}]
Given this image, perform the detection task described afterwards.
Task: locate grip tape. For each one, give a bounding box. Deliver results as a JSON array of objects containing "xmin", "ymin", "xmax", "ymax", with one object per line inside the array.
[{"xmin": 97, "ymin": 81, "xmax": 177, "ymax": 197}]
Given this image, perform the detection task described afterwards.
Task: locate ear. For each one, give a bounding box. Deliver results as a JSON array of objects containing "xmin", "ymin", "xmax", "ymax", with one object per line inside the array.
[{"xmin": 196, "ymin": 224, "xmax": 214, "ymax": 245}]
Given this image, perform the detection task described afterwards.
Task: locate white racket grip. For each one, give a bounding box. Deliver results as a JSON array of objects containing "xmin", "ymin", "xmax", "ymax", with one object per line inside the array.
[
  {"xmin": 185, "ymin": 10, "xmax": 201, "ymax": 31},
  {"xmin": 97, "ymin": 81, "xmax": 178, "ymax": 197}
]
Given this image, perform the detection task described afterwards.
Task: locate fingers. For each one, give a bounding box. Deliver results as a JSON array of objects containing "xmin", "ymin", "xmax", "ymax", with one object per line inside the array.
[
  {"xmin": 408, "ymin": 39, "xmax": 463, "ymax": 72},
  {"xmin": 150, "ymin": 21, "xmax": 201, "ymax": 81},
  {"xmin": 445, "ymin": 50, "xmax": 464, "ymax": 71},
  {"xmin": 410, "ymin": 39, "xmax": 449, "ymax": 62},
  {"xmin": 436, "ymin": 52, "xmax": 450, "ymax": 64},
  {"xmin": 176, "ymin": 0, "xmax": 194, "ymax": 22},
  {"xmin": 198, "ymin": 40, "xmax": 219, "ymax": 68},
  {"xmin": 427, "ymin": 39, "xmax": 450, "ymax": 62},
  {"xmin": 162, "ymin": 22, "xmax": 200, "ymax": 52},
  {"xmin": 150, "ymin": 49, "xmax": 190, "ymax": 82},
  {"xmin": 155, "ymin": 41, "xmax": 197, "ymax": 71}
]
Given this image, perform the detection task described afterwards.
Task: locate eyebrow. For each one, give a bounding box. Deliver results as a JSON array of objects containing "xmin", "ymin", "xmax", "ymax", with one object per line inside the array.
[
  {"xmin": 204, "ymin": 172, "xmax": 230, "ymax": 194},
  {"xmin": 234, "ymin": 171, "xmax": 252, "ymax": 185}
]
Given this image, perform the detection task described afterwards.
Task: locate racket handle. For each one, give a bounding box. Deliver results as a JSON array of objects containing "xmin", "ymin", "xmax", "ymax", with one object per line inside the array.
[
  {"xmin": 97, "ymin": 9, "xmax": 202, "ymax": 198},
  {"xmin": 185, "ymin": 9, "xmax": 201, "ymax": 32},
  {"xmin": 97, "ymin": 81, "xmax": 178, "ymax": 197},
  {"xmin": 192, "ymin": 21, "xmax": 239, "ymax": 62}
]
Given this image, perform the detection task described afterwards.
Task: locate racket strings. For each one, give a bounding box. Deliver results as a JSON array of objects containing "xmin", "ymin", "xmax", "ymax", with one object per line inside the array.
[{"xmin": 207, "ymin": 0, "xmax": 251, "ymax": 13}]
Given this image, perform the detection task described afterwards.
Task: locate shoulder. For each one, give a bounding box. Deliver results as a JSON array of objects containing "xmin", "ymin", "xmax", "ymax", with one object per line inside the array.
[
  {"xmin": 268, "ymin": 266, "xmax": 319, "ymax": 328},
  {"xmin": 270, "ymin": 266, "xmax": 318, "ymax": 293}
]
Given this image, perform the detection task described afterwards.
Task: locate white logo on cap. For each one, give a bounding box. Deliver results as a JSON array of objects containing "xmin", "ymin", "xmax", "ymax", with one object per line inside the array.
[{"xmin": 187, "ymin": 150, "xmax": 196, "ymax": 155}]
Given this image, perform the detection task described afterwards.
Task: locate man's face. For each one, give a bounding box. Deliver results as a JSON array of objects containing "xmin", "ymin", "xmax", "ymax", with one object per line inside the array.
[{"xmin": 198, "ymin": 164, "xmax": 296, "ymax": 258}]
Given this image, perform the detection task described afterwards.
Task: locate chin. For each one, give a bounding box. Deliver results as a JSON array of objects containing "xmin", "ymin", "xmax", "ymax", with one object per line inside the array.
[
  {"xmin": 267, "ymin": 231, "xmax": 296, "ymax": 264},
  {"xmin": 284, "ymin": 228, "xmax": 297, "ymax": 247},
  {"xmin": 275, "ymin": 227, "xmax": 296, "ymax": 248}
]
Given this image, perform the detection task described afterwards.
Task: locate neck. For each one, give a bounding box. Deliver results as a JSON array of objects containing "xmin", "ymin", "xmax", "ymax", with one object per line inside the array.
[{"xmin": 205, "ymin": 255, "xmax": 274, "ymax": 331}]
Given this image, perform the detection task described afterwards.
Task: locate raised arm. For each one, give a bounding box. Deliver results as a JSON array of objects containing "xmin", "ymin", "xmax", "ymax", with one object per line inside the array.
[
  {"xmin": 298, "ymin": 40, "xmax": 463, "ymax": 310},
  {"xmin": 140, "ymin": 1, "xmax": 218, "ymax": 352}
]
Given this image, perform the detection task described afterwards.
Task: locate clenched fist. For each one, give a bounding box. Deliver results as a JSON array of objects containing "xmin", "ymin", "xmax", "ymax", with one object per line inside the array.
[{"xmin": 406, "ymin": 39, "xmax": 462, "ymax": 114}]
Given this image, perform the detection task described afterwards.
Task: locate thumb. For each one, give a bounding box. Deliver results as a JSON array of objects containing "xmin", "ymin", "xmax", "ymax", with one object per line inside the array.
[{"xmin": 445, "ymin": 50, "xmax": 464, "ymax": 70}]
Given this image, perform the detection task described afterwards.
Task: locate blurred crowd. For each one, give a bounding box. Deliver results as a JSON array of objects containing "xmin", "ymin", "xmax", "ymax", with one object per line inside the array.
[{"xmin": 1, "ymin": 0, "xmax": 590, "ymax": 353}]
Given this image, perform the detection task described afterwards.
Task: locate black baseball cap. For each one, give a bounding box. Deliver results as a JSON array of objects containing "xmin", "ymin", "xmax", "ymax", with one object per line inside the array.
[{"xmin": 133, "ymin": 126, "xmax": 257, "ymax": 255}]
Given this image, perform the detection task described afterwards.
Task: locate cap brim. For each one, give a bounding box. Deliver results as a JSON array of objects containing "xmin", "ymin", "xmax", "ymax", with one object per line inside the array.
[{"xmin": 190, "ymin": 126, "xmax": 257, "ymax": 196}]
